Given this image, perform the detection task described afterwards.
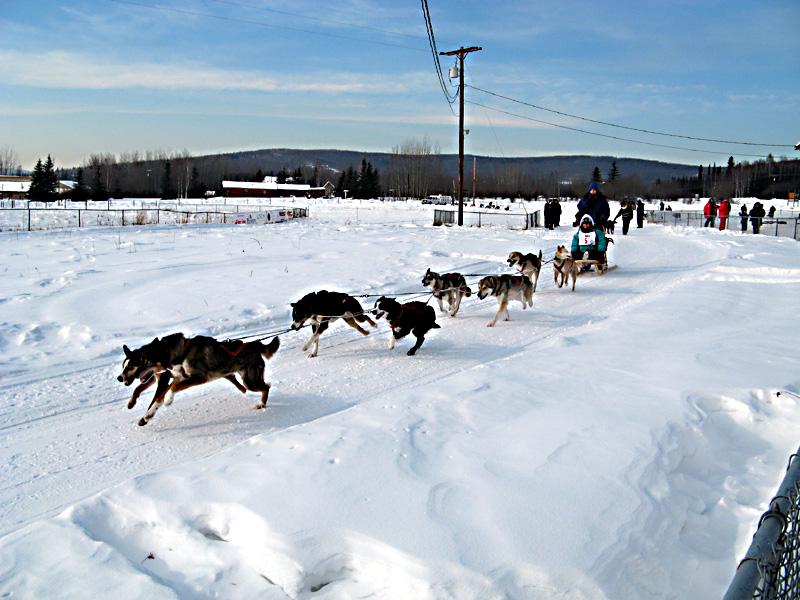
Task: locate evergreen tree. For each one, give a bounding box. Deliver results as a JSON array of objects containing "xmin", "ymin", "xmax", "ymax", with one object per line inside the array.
[
  {"xmin": 188, "ymin": 166, "xmax": 204, "ymax": 198},
  {"xmin": 591, "ymin": 166, "xmax": 602, "ymax": 182},
  {"xmin": 27, "ymin": 158, "xmax": 46, "ymax": 201},
  {"xmin": 608, "ymin": 160, "xmax": 619, "ymax": 181},
  {"xmin": 276, "ymin": 168, "xmax": 289, "ymax": 184},
  {"xmin": 291, "ymin": 167, "xmax": 305, "ymax": 184},
  {"xmin": 72, "ymin": 167, "xmax": 89, "ymax": 202},
  {"xmin": 254, "ymin": 168, "xmax": 264, "ymax": 182},
  {"xmin": 43, "ymin": 155, "xmax": 58, "ymax": 201},
  {"xmin": 727, "ymin": 156, "xmax": 735, "ymax": 177},
  {"xmin": 160, "ymin": 161, "xmax": 176, "ymax": 199},
  {"xmin": 91, "ymin": 164, "xmax": 109, "ymax": 201}
]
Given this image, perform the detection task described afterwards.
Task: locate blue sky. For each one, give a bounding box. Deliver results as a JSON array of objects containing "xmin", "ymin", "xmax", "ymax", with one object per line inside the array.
[{"xmin": 2, "ymin": 0, "xmax": 798, "ymax": 170}]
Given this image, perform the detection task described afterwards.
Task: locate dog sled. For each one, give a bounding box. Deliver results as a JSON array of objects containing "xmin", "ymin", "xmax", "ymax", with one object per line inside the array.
[
  {"xmin": 575, "ymin": 256, "xmax": 617, "ymax": 275},
  {"xmin": 575, "ymin": 237, "xmax": 617, "ymax": 276}
]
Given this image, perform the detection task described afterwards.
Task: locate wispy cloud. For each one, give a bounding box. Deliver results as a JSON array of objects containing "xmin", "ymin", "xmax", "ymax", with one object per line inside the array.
[{"xmin": 0, "ymin": 50, "xmax": 426, "ymax": 94}]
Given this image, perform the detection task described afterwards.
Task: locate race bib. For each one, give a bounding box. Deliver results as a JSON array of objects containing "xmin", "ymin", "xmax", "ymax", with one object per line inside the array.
[{"xmin": 580, "ymin": 231, "xmax": 596, "ymax": 246}]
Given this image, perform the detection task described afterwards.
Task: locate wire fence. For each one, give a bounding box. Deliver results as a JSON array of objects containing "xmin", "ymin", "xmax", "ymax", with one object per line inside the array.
[
  {"xmin": 433, "ymin": 208, "xmax": 541, "ymax": 230},
  {"xmin": 0, "ymin": 206, "xmax": 308, "ymax": 232},
  {"xmin": 646, "ymin": 210, "xmax": 800, "ymax": 240},
  {"xmin": 725, "ymin": 438, "xmax": 800, "ymax": 600}
]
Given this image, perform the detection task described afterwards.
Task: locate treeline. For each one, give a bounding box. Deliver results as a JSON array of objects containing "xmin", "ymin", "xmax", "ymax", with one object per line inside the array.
[
  {"xmin": 21, "ymin": 144, "xmax": 800, "ymax": 202},
  {"xmin": 650, "ymin": 155, "xmax": 800, "ymax": 200}
]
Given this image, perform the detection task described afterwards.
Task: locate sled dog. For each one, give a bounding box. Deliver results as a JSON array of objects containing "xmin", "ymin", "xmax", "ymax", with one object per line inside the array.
[
  {"xmin": 552, "ymin": 245, "xmax": 579, "ymax": 292},
  {"xmin": 118, "ymin": 333, "xmax": 280, "ymax": 426},
  {"xmin": 421, "ymin": 268, "xmax": 472, "ymax": 317},
  {"xmin": 290, "ymin": 290, "xmax": 376, "ymax": 358},
  {"xmin": 477, "ymin": 274, "xmax": 533, "ymax": 327},
  {"xmin": 507, "ymin": 250, "xmax": 543, "ymax": 292},
  {"xmin": 373, "ymin": 296, "xmax": 441, "ymax": 356}
]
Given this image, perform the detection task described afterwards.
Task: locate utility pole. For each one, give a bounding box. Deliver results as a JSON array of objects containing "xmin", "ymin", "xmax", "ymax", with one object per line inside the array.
[{"xmin": 440, "ymin": 45, "xmax": 481, "ymax": 226}]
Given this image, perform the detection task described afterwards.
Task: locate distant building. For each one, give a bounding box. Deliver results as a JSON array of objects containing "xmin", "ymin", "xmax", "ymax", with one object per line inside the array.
[
  {"xmin": 222, "ymin": 176, "xmax": 326, "ymax": 199},
  {"xmin": 0, "ymin": 176, "xmax": 31, "ymax": 200}
]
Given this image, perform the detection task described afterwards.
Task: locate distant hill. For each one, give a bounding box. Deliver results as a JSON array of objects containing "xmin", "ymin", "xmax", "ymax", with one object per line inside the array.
[{"xmin": 207, "ymin": 148, "xmax": 697, "ymax": 184}]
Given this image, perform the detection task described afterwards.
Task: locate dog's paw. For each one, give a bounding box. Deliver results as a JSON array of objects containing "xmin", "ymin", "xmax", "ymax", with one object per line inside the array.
[
  {"xmin": 254, "ymin": 404, "xmax": 264, "ymax": 410},
  {"xmin": 407, "ymin": 349, "xmax": 417, "ymax": 356},
  {"xmin": 307, "ymin": 352, "xmax": 317, "ymax": 358},
  {"xmin": 127, "ymin": 400, "xmax": 137, "ymax": 409},
  {"xmin": 137, "ymin": 418, "xmax": 148, "ymax": 427}
]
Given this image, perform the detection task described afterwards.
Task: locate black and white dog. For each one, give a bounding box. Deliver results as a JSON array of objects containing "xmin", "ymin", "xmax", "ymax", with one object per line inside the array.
[
  {"xmin": 421, "ymin": 268, "xmax": 472, "ymax": 317},
  {"xmin": 373, "ymin": 296, "xmax": 440, "ymax": 356},
  {"xmin": 290, "ymin": 290, "xmax": 376, "ymax": 357}
]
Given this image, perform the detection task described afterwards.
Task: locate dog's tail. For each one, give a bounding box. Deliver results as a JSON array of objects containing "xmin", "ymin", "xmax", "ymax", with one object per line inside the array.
[
  {"xmin": 463, "ymin": 284, "xmax": 472, "ymax": 297},
  {"xmin": 259, "ymin": 336, "xmax": 280, "ymax": 360}
]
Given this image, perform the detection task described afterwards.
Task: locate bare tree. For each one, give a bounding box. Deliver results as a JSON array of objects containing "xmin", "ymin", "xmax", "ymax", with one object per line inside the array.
[
  {"xmin": 0, "ymin": 145, "xmax": 21, "ymax": 175},
  {"xmin": 388, "ymin": 134, "xmax": 442, "ymax": 199}
]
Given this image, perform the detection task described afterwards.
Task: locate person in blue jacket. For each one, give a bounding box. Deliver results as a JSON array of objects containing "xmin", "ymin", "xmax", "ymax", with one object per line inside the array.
[
  {"xmin": 574, "ymin": 182, "xmax": 610, "ymax": 230},
  {"xmin": 571, "ymin": 215, "xmax": 608, "ymax": 266}
]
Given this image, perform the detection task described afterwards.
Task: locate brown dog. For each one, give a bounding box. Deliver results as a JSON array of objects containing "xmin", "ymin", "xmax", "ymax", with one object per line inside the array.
[
  {"xmin": 552, "ymin": 245, "xmax": 578, "ymax": 291},
  {"xmin": 507, "ymin": 250, "xmax": 542, "ymax": 292}
]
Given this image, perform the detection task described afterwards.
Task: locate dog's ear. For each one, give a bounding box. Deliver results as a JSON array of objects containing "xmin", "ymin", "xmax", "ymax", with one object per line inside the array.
[
  {"xmin": 123, "ymin": 345, "xmax": 131, "ymax": 357},
  {"xmin": 290, "ymin": 302, "xmax": 296, "ymax": 307}
]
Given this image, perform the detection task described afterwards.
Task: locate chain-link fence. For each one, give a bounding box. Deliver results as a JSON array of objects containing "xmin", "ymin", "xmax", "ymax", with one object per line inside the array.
[
  {"xmin": 433, "ymin": 208, "xmax": 540, "ymax": 229},
  {"xmin": 0, "ymin": 206, "xmax": 308, "ymax": 232},
  {"xmin": 646, "ymin": 210, "xmax": 800, "ymax": 241},
  {"xmin": 724, "ymin": 444, "xmax": 800, "ymax": 600}
]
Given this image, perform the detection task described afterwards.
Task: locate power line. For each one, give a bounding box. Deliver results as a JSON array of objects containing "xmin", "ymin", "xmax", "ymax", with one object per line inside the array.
[
  {"xmin": 467, "ymin": 100, "xmax": 771, "ymax": 159},
  {"xmin": 467, "ymin": 84, "xmax": 794, "ymax": 149},
  {"xmin": 420, "ymin": 0, "xmax": 458, "ymax": 111},
  {"xmin": 106, "ymin": 0, "xmax": 427, "ymax": 52}
]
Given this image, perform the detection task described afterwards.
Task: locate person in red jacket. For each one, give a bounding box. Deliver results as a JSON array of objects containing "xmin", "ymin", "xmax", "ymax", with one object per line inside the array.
[
  {"xmin": 703, "ymin": 198, "xmax": 717, "ymax": 227},
  {"xmin": 717, "ymin": 197, "xmax": 731, "ymax": 230}
]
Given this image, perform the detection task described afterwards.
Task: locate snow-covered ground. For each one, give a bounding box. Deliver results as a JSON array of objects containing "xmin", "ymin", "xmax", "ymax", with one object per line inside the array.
[{"xmin": 1, "ymin": 201, "xmax": 799, "ymax": 599}]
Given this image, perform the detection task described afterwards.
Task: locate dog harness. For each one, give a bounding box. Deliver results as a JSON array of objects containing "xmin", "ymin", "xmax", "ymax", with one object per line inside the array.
[{"xmin": 391, "ymin": 303, "xmax": 425, "ymax": 329}]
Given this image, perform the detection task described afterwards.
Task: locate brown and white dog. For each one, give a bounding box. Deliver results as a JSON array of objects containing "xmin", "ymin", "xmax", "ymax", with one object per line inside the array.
[
  {"xmin": 507, "ymin": 250, "xmax": 543, "ymax": 292},
  {"xmin": 476, "ymin": 274, "xmax": 533, "ymax": 327},
  {"xmin": 552, "ymin": 245, "xmax": 579, "ymax": 292},
  {"xmin": 118, "ymin": 333, "xmax": 280, "ymax": 426},
  {"xmin": 421, "ymin": 268, "xmax": 472, "ymax": 317}
]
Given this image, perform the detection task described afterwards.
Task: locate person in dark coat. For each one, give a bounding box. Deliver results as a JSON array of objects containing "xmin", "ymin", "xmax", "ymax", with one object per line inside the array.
[
  {"xmin": 614, "ymin": 200, "xmax": 634, "ymax": 235},
  {"xmin": 543, "ymin": 200, "xmax": 552, "ymax": 229},
  {"xmin": 574, "ymin": 182, "xmax": 610, "ymax": 231},
  {"xmin": 749, "ymin": 202, "xmax": 766, "ymax": 234},
  {"xmin": 740, "ymin": 204, "xmax": 749, "ymax": 232},
  {"xmin": 552, "ymin": 199, "xmax": 562, "ymax": 227},
  {"xmin": 768, "ymin": 205, "xmax": 776, "ymax": 218},
  {"xmin": 636, "ymin": 199, "xmax": 645, "ymax": 228}
]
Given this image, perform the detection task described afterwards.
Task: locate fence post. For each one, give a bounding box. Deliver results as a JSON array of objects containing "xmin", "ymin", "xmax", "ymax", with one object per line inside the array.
[
  {"xmin": 723, "ymin": 445, "xmax": 800, "ymax": 600},
  {"xmin": 78, "ymin": 209, "xmax": 81, "ymax": 228},
  {"xmin": 28, "ymin": 207, "xmax": 31, "ymax": 231}
]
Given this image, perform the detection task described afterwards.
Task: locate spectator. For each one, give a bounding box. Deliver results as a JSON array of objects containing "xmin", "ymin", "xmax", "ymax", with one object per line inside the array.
[
  {"xmin": 636, "ymin": 199, "xmax": 645, "ymax": 228},
  {"xmin": 552, "ymin": 199, "xmax": 562, "ymax": 228},
  {"xmin": 718, "ymin": 197, "xmax": 731, "ymax": 230},
  {"xmin": 703, "ymin": 198, "xmax": 717, "ymax": 227},
  {"xmin": 613, "ymin": 200, "xmax": 634, "ymax": 235},
  {"xmin": 740, "ymin": 204, "xmax": 749, "ymax": 232},
  {"xmin": 750, "ymin": 202, "xmax": 766, "ymax": 234},
  {"xmin": 768, "ymin": 205, "xmax": 776, "ymax": 218}
]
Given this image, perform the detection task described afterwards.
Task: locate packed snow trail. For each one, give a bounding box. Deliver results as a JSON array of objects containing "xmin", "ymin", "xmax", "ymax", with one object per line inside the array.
[{"xmin": 1, "ymin": 221, "xmax": 720, "ymax": 535}]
